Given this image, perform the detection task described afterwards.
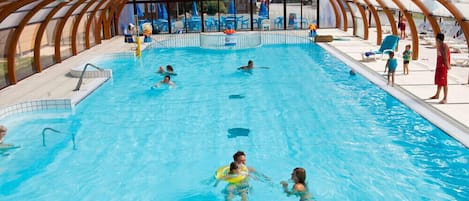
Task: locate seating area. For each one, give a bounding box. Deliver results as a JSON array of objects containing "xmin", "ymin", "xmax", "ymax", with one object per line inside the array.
[{"xmin": 362, "ymin": 35, "xmax": 400, "ymax": 61}]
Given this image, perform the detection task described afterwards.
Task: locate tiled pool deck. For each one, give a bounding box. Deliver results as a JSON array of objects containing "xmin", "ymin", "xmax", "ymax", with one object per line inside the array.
[{"xmin": 0, "ymin": 29, "xmax": 468, "ymax": 147}]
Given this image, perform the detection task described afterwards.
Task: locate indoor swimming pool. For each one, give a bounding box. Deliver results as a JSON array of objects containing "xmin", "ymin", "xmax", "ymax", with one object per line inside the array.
[{"xmin": 0, "ymin": 42, "xmax": 468, "ymax": 201}]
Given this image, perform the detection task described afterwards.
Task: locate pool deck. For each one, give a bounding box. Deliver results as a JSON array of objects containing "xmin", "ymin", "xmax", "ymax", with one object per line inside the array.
[{"xmin": 0, "ymin": 29, "xmax": 468, "ymax": 147}]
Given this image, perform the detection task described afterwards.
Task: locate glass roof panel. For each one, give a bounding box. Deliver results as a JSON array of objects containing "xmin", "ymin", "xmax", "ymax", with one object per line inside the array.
[
  {"xmin": 380, "ymin": 0, "xmax": 399, "ymax": 10},
  {"xmin": 72, "ymin": 3, "xmax": 88, "ymax": 15},
  {"xmin": 88, "ymin": 0, "xmax": 100, "ymax": 12},
  {"xmin": 16, "ymin": 1, "xmax": 41, "ymax": 12},
  {"xmin": 54, "ymin": 4, "xmax": 74, "ymax": 18},
  {"xmin": 30, "ymin": 8, "xmax": 54, "ymax": 24},
  {"xmin": 452, "ymin": 1, "xmax": 469, "ymax": 19},
  {"xmin": 0, "ymin": 12, "xmax": 27, "ymax": 29},
  {"xmin": 421, "ymin": 0, "xmax": 451, "ymax": 17},
  {"xmin": 355, "ymin": 0, "xmax": 365, "ymax": 4},
  {"xmin": 367, "ymin": 0, "xmax": 380, "ymax": 8},
  {"xmin": 399, "ymin": 0, "xmax": 423, "ymax": 13}
]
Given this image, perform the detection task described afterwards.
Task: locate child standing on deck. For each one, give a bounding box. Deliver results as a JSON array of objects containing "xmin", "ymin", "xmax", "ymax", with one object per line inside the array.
[
  {"xmin": 402, "ymin": 44, "xmax": 412, "ymax": 75},
  {"xmin": 384, "ymin": 51, "xmax": 398, "ymax": 87}
]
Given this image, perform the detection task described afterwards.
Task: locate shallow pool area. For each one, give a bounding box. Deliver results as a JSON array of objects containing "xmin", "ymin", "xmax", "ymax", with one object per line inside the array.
[{"xmin": 0, "ymin": 43, "xmax": 468, "ymax": 200}]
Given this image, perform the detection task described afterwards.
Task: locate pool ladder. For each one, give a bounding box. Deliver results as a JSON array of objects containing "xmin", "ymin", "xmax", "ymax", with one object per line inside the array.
[
  {"xmin": 73, "ymin": 63, "xmax": 104, "ymax": 91},
  {"xmin": 41, "ymin": 127, "xmax": 76, "ymax": 150}
]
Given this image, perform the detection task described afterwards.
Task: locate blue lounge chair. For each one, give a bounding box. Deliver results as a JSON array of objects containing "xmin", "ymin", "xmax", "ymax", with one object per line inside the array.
[{"xmin": 362, "ymin": 35, "xmax": 400, "ymax": 60}]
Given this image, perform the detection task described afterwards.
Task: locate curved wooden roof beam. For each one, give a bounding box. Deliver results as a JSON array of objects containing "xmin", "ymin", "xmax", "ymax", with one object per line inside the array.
[
  {"xmin": 6, "ymin": 0, "xmax": 53, "ymax": 84},
  {"xmin": 85, "ymin": 0, "xmax": 109, "ymax": 49},
  {"xmin": 104, "ymin": 0, "xmax": 127, "ymax": 38},
  {"xmin": 71, "ymin": 0, "xmax": 98, "ymax": 55},
  {"xmin": 411, "ymin": 0, "xmax": 440, "ymax": 38},
  {"xmin": 353, "ymin": 0, "xmax": 369, "ymax": 40},
  {"xmin": 54, "ymin": 0, "xmax": 88, "ymax": 63},
  {"xmin": 391, "ymin": 0, "xmax": 418, "ymax": 58},
  {"xmin": 334, "ymin": 0, "xmax": 348, "ymax": 31},
  {"xmin": 33, "ymin": 2, "xmax": 69, "ymax": 72},
  {"xmin": 374, "ymin": 0, "xmax": 398, "ymax": 36},
  {"xmin": 363, "ymin": 0, "xmax": 382, "ymax": 45},
  {"xmin": 98, "ymin": 0, "xmax": 117, "ymax": 40},
  {"xmin": 115, "ymin": 0, "xmax": 129, "ymax": 31},
  {"xmin": 436, "ymin": 0, "xmax": 469, "ymax": 51},
  {"xmin": 328, "ymin": 0, "xmax": 341, "ymax": 28},
  {"xmin": 343, "ymin": 0, "xmax": 357, "ymax": 35}
]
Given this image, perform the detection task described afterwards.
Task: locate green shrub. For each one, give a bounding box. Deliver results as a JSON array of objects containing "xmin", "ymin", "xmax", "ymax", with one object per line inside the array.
[{"xmin": 203, "ymin": 1, "xmax": 226, "ymax": 16}]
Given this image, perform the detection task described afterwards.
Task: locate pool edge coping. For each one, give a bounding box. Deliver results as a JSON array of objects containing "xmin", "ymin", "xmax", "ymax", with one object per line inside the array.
[{"xmin": 319, "ymin": 43, "xmax": 469, "ymax": 148}]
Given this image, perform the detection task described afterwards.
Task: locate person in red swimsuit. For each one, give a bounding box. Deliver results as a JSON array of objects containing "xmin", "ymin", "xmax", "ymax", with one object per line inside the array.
[
  {"xmin": 430, "ymin": 33, "xmax": 451, "ymax": 104},
  {"xmin": 399, "ymin": 18, "xmax": 406, "ymax": 39}
]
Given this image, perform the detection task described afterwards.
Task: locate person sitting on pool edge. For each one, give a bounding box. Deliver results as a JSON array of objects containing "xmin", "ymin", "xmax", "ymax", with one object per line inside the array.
[
  {"xmin": 238, "ymin": 60, "xmax": 254, "ymax": 70},
  {"xmin": 155, "ymin": 75, "xmax": 175, "ymax": 87}
]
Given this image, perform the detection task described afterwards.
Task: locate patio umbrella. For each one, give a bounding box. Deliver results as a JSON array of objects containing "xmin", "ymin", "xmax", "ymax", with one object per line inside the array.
[
  {"xmin": 136, "ymin": 4, "xmax": 144, "ymax": 18},
  {"xmin": 157, "ymin": 3, "xmax": 162, "ymax": 19},
  {"xmin": 192, "ymin": 1, "xmax": 198, "ymax": 17},
  {"xmin": 259, "ymin": 1, "xmax": 268, "ymax": 18},
  {"xmin": 161, "ymin": 3, "xmax": 168, "ymax": 20},
  {"xmin": 228, "ymin": 0, "xmax": 236, "ymax": 15}
]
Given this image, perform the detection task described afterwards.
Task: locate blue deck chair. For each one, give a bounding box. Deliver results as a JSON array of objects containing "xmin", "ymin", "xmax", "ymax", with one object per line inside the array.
[{"xmin": 363, "ymin": 35, "xmax": 400, "ymax": 60}]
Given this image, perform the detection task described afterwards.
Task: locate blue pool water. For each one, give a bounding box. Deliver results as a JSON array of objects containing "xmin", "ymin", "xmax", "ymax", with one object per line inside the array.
[{"xmin": 1, "ymin": 43, "xmax": 468, "ymax": 201}]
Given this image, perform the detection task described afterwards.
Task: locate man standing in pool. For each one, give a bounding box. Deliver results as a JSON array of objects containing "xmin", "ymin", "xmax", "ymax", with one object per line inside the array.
[{"xmin": 233, "ymin": 151, "xmax": 271, "ymax": 182}]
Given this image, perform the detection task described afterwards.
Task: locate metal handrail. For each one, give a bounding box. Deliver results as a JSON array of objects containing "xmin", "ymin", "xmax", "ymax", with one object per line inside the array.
[
  {"xmin": 41, "ymin": 127, "xmax": 61, "ymax": 147},
  {"xmin": 73, "ymin": 63, "xmax": 104, "ymax": 91},
  {"xmin": 41, "ymin": 127, "xmax": 77, "ymax": 150}
]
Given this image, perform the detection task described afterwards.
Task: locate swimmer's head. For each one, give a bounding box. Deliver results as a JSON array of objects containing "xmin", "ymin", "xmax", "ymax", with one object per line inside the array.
[
  {"xmin": 233, "ymin": 151, "xmax": 246, "ymax": 164},
  {"xmin": 247, "ymin": 60, "xmax": 253, "ymax": 67},
  {"xmin": 166, "ymin": 65, "xmax": 174, "ymax": 72},
  {"xmin": 293, "ymin": 167, "xmax": 306, "ymax": 184}
]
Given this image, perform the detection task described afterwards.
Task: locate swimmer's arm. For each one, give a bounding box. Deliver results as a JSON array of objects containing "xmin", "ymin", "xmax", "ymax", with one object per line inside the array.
[
  {"xmin": 249, "ymin": 167, "xmax": 271, "ymax": 182},
  {"xmin": 213, "ymin": 174, "xmax": 235, "ymax": 187},
  {"xmin": 281, "ymin": 181, "xmax": 294, "ymax": 195},
  {"xmin": 155, "ymin": 81, "xmax": 163, "ymax": 87},
  {"xmin": 213, "ymin": 179, "xmax": 220, "ymax": 187}
]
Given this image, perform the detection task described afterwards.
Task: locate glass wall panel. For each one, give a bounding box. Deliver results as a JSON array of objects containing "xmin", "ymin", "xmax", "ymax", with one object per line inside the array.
[
  {"xmin": 77, "ymin": 12, "xmax": 88, "ymax": 53},
  {"xmin": 350, "ymin": 3, "xmax": 364, "ymax": 38},
  {"xmin": 41, "ymin": 19, "xmax": 59, "ymax": 70},
  {"xmin": 59, "ymin": 16, "xmax": 75, "ymax": 60},
  {"xmin": 16, "ymin": 24, "xmax": 40, "ymax": 81},
  {"xmin": 178, "ymin": 1, "xmax": 201, "ymax": 33},
  {"xmin": 0, "ymin": 29, "xmax": 12, "ymax": 88},
  {"xmin": 90, "ymin": 11, "xmax": 100, "ymax": 47},
  {"xmin": 377, "ymin": 9, "xmax": 392, "ymax": 33},
  {"xmin": 319, "ymin": 0, "xmax": 338, "ymax": 28},
  {"xmin": 202, "ymin": 0, "xmax": 223, "ymax": 32},
  {"xmin": 235, "ymin": 0, "xmax": 250, "ymax": 31},
  {"xmin": 97, "ymin": 10, "xmax": 105, "ymax": 40},
  {"xmin": 281, "ymin": 0, "xmax": 310, "ymax": 30}
]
